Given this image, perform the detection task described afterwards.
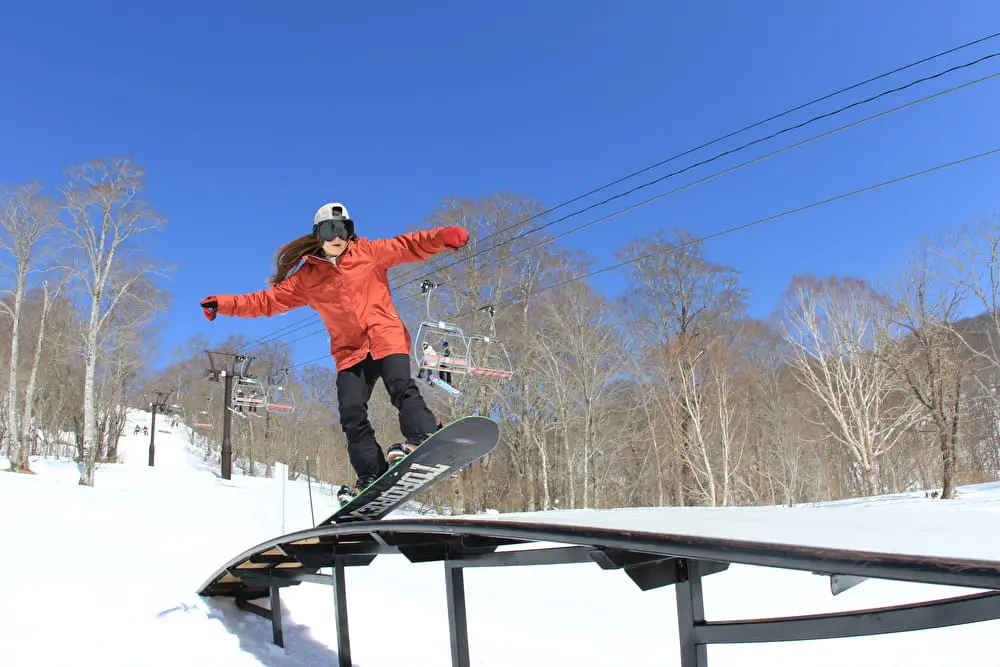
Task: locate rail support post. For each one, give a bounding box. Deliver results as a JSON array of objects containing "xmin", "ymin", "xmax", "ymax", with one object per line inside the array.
[
  {"xmin": 445, "ymin": 562, "xmax": 470, "ymax": 667},
  {"xmin": 333, "ymin": 555, "xmax": 352, "ymax": 667},
  {"xmin": 675, "ymin": 559, "xmax": 708, "ymax": 667},
  {"xmin": 269, "ymin": 585, "xmax": 284, "ymax": 647}
]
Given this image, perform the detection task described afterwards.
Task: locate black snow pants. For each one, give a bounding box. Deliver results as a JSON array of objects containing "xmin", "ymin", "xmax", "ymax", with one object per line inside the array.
[{"xmin": 336, "ymin": 353, "xmax": 439, "ymax": 480}]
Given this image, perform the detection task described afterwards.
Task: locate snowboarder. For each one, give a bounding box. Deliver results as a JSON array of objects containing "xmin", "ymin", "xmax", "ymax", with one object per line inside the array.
[{"xmin": 198, "ymin": 202, "xmax": 469, "ymax": 503}]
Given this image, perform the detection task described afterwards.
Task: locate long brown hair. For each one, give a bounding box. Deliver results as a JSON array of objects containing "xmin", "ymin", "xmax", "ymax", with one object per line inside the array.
[{"xmin": 268, "ymin": 234, "xmax": 325, "ymax": 286}]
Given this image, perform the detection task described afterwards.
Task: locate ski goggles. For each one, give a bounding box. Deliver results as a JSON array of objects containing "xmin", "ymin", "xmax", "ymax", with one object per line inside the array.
[{"xmin": 313, "ymin": 216, "xmax": 352, "ymax": 242}]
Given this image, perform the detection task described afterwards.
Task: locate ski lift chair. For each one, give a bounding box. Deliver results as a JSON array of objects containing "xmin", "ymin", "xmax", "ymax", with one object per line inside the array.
[
  {"xmin": 414, "ymin": 323, "xmax": 472, "ymax": 374},
  {"xmin": 467, "ymin": 305, "xmax": 514, "ymax": 379},
  {"xmin": 413, "ymin": 280, "xmax": 472, "ymax": 378},
  {"xmin": 231, "ymin": 376, "xmax": 267, "ymax": 417},
  {"xmin": 193, "ymin": 410, "xmax": 214, "ymax": 429},
  {"xmin": 265, "ymin": 369, "xmax": 296, "ymax": 414},
  {"xmin": 468, "ymin": 334, "xmax": 513, "ymax": 379}
]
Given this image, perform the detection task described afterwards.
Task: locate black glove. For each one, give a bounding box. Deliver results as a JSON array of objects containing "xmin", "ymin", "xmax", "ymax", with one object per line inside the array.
[{"xmin": 200, "ymin": 297, "xmax": 219, "ymax": 321}]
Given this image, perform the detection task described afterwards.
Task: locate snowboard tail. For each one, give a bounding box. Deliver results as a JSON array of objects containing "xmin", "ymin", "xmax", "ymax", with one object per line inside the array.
[{"xmin": 322, "ymin": 415, "xmax": 499, "ymax": 524}]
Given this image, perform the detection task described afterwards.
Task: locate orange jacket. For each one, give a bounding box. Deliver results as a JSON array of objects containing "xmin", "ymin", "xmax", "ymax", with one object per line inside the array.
[{"xmin": 214, "ymin": 228, "xmax": 457, "ymax": 370}]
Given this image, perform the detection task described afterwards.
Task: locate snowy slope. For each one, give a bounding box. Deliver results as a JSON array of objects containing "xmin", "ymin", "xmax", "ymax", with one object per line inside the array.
[{"xmin": 0, "ymin": 410, "xmax": 998, "ymax": 666}]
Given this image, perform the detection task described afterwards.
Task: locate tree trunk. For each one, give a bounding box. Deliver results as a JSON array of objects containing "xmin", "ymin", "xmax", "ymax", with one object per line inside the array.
[
  {"xmin": 5, "ymin": 273, "xmax": 24, "ymax": 471},
  {"xmin": 15, "ymin": 284, "xmax": 52, "ymax": 471},
  {"xmin": 79, "ymin": 305, "xmax": 100, "ymax": 486},
  {"xmin": 940, "ymin": 380, "xmax": 961, "ymax": 499}
]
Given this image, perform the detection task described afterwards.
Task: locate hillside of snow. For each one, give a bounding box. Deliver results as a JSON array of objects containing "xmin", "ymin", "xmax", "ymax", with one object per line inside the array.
[{"xmin": 1, "ymin": 409, "xmax": 998, "ymax": 666}]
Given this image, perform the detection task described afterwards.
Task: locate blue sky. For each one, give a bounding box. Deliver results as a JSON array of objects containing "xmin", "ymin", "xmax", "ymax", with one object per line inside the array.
[{"xmin": 3, "ymin": 1, "xmax": 1000, "ymax": 371}]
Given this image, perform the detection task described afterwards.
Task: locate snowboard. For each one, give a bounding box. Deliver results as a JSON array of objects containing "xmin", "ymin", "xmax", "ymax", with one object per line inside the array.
[{"xmin": 321, "ymin": 415, "xmax": 500, "ymax": 524}]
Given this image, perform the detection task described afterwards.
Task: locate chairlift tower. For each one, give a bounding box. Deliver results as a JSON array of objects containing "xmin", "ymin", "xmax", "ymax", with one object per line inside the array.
[
  {"xmin": 204, "ymin": 350, "xmax": 258, "ymax": 480},
  {"xmin": 146, "ymin": 389, "xmax": 173, "ymax": 467}
]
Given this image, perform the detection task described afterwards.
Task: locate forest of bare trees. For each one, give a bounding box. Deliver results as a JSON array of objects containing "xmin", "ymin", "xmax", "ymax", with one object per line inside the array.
[
  {"xmin": 2, "ymin": 161, "xmax": 999, "ymax": 512},
  {"xmin": 0, "ymin": 158, "xmax": 167, "ymax": 485}
]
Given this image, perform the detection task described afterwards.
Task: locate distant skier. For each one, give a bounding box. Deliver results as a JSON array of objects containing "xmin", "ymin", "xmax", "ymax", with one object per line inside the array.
[
  {"xmin": 417, "ymin": 342, "xmax": 438, "ymax": 382},
  {"xmin": 198, "ymin": 202, "xmax": 468, "ymax": 504},
  {"xmin": 439, "ymin": 341, "xmax": 453, "ymax": 384}
]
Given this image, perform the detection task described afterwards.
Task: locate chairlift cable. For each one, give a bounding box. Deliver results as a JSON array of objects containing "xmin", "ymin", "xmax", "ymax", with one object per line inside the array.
[
  {"xmin": 387, "ymin": 67, "xmax": 1000, "ymax": 308},
  {"xmin": 387, "ymin": 51, "xmax": 1000, "ymax": 294},
  {"xmin": 238, "ymin": 41, "xmax": 1000, "ymax": 355},
  {"xmin": 384, "ymin": 39, "xmax": 1000, "ymax": 289},
  {"xmin": 445, "ymin": 147, "xmax": 1000, "ymax": 322},
  {"xmin": 283, "ymin": 148, "xmax": 1000, "ymax": 370},
  {"xmin": 259, "ymin": 63, "xmax": 1000, "ymax": 347}
]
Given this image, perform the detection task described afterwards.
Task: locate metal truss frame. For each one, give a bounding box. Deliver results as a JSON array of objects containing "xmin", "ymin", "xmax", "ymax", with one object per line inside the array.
[{"xmin": 199, "ymin": 518, "xmax": 1000, "ymax": 667}]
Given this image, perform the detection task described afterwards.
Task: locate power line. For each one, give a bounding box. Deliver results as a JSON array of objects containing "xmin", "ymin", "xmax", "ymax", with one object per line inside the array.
[
  {"xmin": 243, "ymin": 313, "xmax": 319, "ymax": 350},
  {"xmin": 447, "ymin": 147, "xmax": 1000, "ymax": 321},
  {"xmin": 285, "ymin": 147, "xmax": 1000, "ymax": 371},
  {"xmin": 388, "ymin": 51, "xmax": 1000, "ymax": 295},
  {"xmin": 386, "ymin": 68, "xmax": 1000, "ymax": 308},
  {"xmin": 240, "ymin": 35, "xmax": 1000, "ymax": 356},
  {"xmin": 254, "ymin": 59, "xmax": 1000, "ymax": 347},
  {"xmin": 384, "ymin": 31, "xmax": 1000, "ymax": 288}
]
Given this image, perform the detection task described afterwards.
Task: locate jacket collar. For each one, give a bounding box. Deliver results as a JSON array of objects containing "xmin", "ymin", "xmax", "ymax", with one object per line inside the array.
[{"xmin": 304, "ymin": 241, "xmax": 355, "ymax": 266}]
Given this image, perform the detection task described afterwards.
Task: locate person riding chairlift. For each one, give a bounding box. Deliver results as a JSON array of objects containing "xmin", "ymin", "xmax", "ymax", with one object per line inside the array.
[{"xmin": 199, "ymin": 202, "xmax": 469, "ymax": 504}]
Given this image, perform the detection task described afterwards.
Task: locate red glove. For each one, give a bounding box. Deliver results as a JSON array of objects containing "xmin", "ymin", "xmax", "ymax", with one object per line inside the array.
[
  {"xmin": 200, "ymin": 297, "xmax": 219, "ymax": 321},
  {"xmin": 440, "ymin": 226, "xmax": 469, "ymax": 250}
]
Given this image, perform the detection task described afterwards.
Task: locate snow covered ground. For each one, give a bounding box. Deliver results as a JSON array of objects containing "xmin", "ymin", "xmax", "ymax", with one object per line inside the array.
[{"xmin": 1, "ymin": 409, "xmax": 998, "ymax": 666}]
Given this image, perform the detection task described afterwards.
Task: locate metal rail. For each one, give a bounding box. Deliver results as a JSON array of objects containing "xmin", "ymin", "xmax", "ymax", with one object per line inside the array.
[{"xmin": 198, "ymin": 517, "xmax": 1000, "ymax": 667}]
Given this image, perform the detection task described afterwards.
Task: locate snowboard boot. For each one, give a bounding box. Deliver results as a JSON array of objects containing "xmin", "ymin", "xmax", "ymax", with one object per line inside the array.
[
  {"xmin": 386, "ymin": 432, "xmax": 434, "ymax": 465},
  {"xmin": 336, "ymin": 472, "xmax": 380, "ymax": 506}
]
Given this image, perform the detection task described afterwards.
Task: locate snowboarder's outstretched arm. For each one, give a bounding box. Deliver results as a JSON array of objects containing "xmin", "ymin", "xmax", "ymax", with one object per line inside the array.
[
  {"xmin": 370, "ymin": 226, "xmax": 468, "ymax": 269},
  {"xmin": 200, "ymin": 270, "xmax": 308, "ymax": 321}
]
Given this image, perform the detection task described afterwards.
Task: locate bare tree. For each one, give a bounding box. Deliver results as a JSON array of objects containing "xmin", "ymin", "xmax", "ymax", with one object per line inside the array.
[
  {"xmin": 889, "ymin": 248, "xmax": 970, "ymax": 499},
  {"xmin": 0, "ymin": 183, "xmax": 58, "ymax": 472},
  {"xmin": 19, "ymin": 281, "xmax": 66, "ymax": 468},
  {"xmin": 931, "ymin": 217, "xmax": 1000, "ymax": 396},
  {"xmin": 674, "ymin": 331, "xmax": 751, "ymax": 507},
  {"xmin": 777, "ymin": 275, "xmax": 919, "ymax": 496},
  {"xmin": 532, "ymin": 281, "xmax": 622, "ymax": 508},
  {"xmin": 740, "ymin": 320, "xmax": 812, "ymax": 506},
  {"xmin": 60, "ymin": 157, "xmax": 168, "ymax": 486},
  {"xmin": 617, "ymin": 229, "xmax": 748, "ymax": 505}
]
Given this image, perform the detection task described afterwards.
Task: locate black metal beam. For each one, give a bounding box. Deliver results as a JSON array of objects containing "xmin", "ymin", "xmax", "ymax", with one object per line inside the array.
[
  {"xmin": 589, "ymin": 548, "xmax": 729, "ymax": 591},
  {"xmin": 445, "ymin": 564, "xmax": 470, "ymax": 667},
  {"xmin": 247, "ymin": 571, "xmax": 335, "ymax": 587},
  {"xmin": 235, "ymin": 598, "xmax": 270, "ymax": 620},
  {"xmin": 283, "ymin": 539, "xmax": 395, "ymax": 558},
  {"xmin": 269, "ymin": 585, "xmax": 284, "ymax": 647},
  {"xmin": 675, "ymin": 559, "xmax": 709, "ymax": 667},
  {"xmin": 198, "ymin": 514, "xmax": 1000, "ymax": 667},
  {"xmin": 200, "ymin": 517, "xmax": 1000, "ymax": 599},
  {"xmin": 696, "ymin": 590, "xmax": 1000, "ymax": 644},
  {"xmin": 447, "ymin": 545, "xmax": 598, "ymax": 568},
  {"xmin": 333, "ymin": 557, "xmax": 352, "ymax": 667},
  {"xmin": 232, "ymin": 566, "xmax": 315, "ymax": 580},
  {"xmin": 375, "ymin": 532, "xmax": 518, "ymax": 563},
  {"xmin": 235, "ymin": 593, "xmax": 284, "ymax": 649}
]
